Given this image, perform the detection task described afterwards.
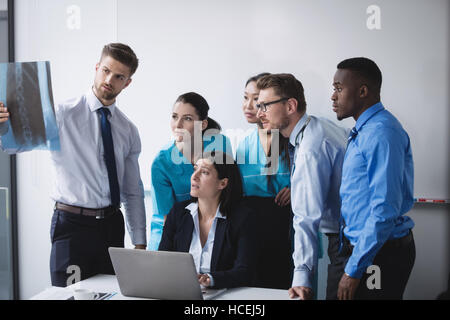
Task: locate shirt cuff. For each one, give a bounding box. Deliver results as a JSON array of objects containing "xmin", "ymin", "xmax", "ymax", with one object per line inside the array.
[
  {"xmin": 207, "ymin": 273, "xmax": 215, "ymax": 287},
  {"xmin": 344, "ymin": 263, "xmax": 365, "ymax": 279},
  {"xmin": 130, "ymin": 228, "xmax": 147, "ymax": 246},
  {"xmin": 291, "ymin": 269, "xmax": 313, "ymax": 289}
]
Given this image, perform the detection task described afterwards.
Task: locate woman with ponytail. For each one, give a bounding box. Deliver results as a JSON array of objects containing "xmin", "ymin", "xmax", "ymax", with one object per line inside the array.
[{"xmin": 148, "ymin": 92, "xmax": 232, "ymax": 250}]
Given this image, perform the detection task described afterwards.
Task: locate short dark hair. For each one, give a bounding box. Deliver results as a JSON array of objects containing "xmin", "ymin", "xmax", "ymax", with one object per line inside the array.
[
  {"xmin": 256, "ymin": 73, "xmax": 307, "ymax": 113},
  {"xmin": 101, "ymin": 43, "xmax": 139, "ymax": 76},
  {"xmin": 337, "ymin": 57, "xmax": 382, "ymax": 93},
  {"xmin": 245, "ymin": 72, "xmax": 271, "ymax": 87},
  {"xmin": 175, "ymin": 92, "xmax": 221, "ymax": 131},
  {"xmin": 194, "ymin": 151, "xmax": 243, "ymax": 216}
]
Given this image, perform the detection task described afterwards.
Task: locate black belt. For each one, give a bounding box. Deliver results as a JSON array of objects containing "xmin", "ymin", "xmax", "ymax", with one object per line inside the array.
[
  {"xmin": 325, "ymin": 233, "xmax": 339, "ymax": 237},
  {"xmin": 382, "ymin": 230, "xmax": 414, "ymax": 249},
  {"xmin": 55, "ymin": 202, "xmax": 120, "ymax": 219},
  {"xmin": 345, "ymin": 230, "xmax": 413, "ymax": 253}
]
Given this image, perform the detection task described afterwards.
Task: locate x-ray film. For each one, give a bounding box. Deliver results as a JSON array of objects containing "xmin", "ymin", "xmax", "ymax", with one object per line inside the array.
[{"xmin": 0, "ymin": 61, "xmax": 60, "ymax": 151}]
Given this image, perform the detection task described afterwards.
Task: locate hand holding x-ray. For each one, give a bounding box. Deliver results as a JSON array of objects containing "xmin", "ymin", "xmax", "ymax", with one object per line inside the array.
[
  {"xmin": 0, "ymin": 61, "xmax": 60, "ymax": 151},
  {"xmin": 0, "ymin": 102, "xmax": 9, "ymax": 124}
]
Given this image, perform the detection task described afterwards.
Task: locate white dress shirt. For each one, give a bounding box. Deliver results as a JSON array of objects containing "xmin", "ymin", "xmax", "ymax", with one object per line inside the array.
[
  {"xmin": 0, "ymin": 88, "xmax": 146, "ymax": 245},
  {"xmin": 289, "ymin": 113, "xmax": 348, "ymax": 289},
  {"xmin": 186, "ymin": 201, "xmax": 226, "ymax": 287}
]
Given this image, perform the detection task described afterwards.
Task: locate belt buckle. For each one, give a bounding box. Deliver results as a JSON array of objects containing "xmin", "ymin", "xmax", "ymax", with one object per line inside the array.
[{"xmin": 95, "ymin": 209, "xmax": 105, "ymax": 219}]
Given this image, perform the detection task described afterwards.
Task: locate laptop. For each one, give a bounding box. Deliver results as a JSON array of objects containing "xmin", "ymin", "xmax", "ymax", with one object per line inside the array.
[{"xmin": 108, "ymin": 247, "xmax": 226, "ymax": 300}]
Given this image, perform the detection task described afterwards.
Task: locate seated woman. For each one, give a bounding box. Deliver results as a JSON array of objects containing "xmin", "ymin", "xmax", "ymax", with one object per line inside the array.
[{"xmin": 158, "ymin": 151, "xmax": 257, "ymax": 289}]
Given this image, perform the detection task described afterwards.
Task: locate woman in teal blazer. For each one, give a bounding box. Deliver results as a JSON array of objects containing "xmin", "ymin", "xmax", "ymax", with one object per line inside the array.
[{"xmin": 148, "ymin": 92, "xmax": 232, "ymax": 250}]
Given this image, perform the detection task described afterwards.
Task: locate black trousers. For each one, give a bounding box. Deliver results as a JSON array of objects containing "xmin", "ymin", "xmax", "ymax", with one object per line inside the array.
[
  {"xmin": 325, "ymin": 233, "xmax": 343, "ymax": 300},
  {"xmin": 244, "ymin": 197, "xmax": 293, "ymax": 290},
  {"xmin": 49, "ymin": 209, "xmax": 125, "ymax": 287},
  {"xmin": 326, "ymin": 230, "xmax": 416, "ymax": 300}
]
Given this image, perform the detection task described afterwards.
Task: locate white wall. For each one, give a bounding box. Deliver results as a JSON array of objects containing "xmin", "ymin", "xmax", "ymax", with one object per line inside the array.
[{"xmin": 14, "ymin": 0, "xmax": 449, "ymax": 299}]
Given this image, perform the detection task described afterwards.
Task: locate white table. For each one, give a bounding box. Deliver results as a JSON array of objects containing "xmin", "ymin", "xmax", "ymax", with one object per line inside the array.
[{"xmin": 31, "ymin": 274, "xmax": 294, "ymax": 300}]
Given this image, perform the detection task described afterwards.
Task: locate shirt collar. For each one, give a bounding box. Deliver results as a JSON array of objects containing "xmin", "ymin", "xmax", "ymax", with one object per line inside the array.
[
  {"xmin": 185, "ymin": 202, "xmax": 226, "ymax": 220},
  {"xmin": 289, "ymin": 112, "xmax": 308, "ymax": 146},
  {"xmin": 86, "ymin": 87, "xmax": 117, "ymax": 116},
  {"xmin": 355, "ymin": 102, "xmax": 384, "ymax": 131}
]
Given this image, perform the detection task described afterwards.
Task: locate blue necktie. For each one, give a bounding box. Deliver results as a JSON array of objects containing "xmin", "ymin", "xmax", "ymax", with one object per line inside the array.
[
  {"xmin": 338, "ymin": 126, "xmax": 358, "ymax": 253},
  {"xmin": 98, "ymin": 107, "xmax": 120, "ymax": 207},
  {"xmin": 288, "ymin": 142, "xmax": 296, "ymax": 172},
  {"xmin": 348, "ymin": 127, "xmax": 358, "ymax": 142}
]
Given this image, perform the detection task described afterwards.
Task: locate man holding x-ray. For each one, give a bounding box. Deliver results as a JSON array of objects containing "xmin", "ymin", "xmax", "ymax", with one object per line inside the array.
[{"xmin": 0, "ymin": 43, "xmax": 147, "ymax": 287}]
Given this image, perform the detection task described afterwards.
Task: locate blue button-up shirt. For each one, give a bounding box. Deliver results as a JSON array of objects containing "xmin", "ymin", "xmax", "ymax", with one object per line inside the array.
[
  {"xmin": 290, "ymin": 113, "xmax": 348, "ymax": 289},
  {"xmin": 340, "ymin": 102, "xmax": 415, "ymax": 278}
]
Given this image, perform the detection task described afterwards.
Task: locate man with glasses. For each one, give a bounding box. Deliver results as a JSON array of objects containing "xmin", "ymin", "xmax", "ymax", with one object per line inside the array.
[{"xmin": 256, "ymin": 73, "xmax": 348, "ymax": 300}]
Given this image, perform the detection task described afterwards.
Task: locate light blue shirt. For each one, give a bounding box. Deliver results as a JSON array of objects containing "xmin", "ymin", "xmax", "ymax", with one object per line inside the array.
[
  {"xmin": 148, "ymin": 134, "xmax": 232, "ymax": 250},
  {"xmin": 186, "ymin": 201, "xmax": 226, "ymax": 287},
  {"xmin": 340, "ymin": 102, "xmax": 415, "ymax": 278},
  {"xmin": 236, "ymin": 129, "xmax": 290, "ymax": 197},
  {"xmin": 290, "ymin": 113, "xmax": 348, "ymax": 289},
  {"xmin": 0, "ymin": 88, "xmax": 147, "ymax": 245}
]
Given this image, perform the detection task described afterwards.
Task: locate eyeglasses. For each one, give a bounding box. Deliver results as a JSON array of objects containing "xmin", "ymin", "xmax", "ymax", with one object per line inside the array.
[{"xmin": 256, "ymin": 97, "xmax": 289, "ymax": 112}]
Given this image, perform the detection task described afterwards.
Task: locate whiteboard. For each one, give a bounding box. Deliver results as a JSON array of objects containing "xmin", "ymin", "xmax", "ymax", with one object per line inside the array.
[{"xmin": 17, "ymin": 0, "xmax": 450, "ymax": 198}]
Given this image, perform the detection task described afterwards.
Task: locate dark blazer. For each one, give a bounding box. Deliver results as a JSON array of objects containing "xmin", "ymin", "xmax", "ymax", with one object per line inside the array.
[{"xmin": 158, "ymin": 199, "xmax": 258, "ymax": 289}]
